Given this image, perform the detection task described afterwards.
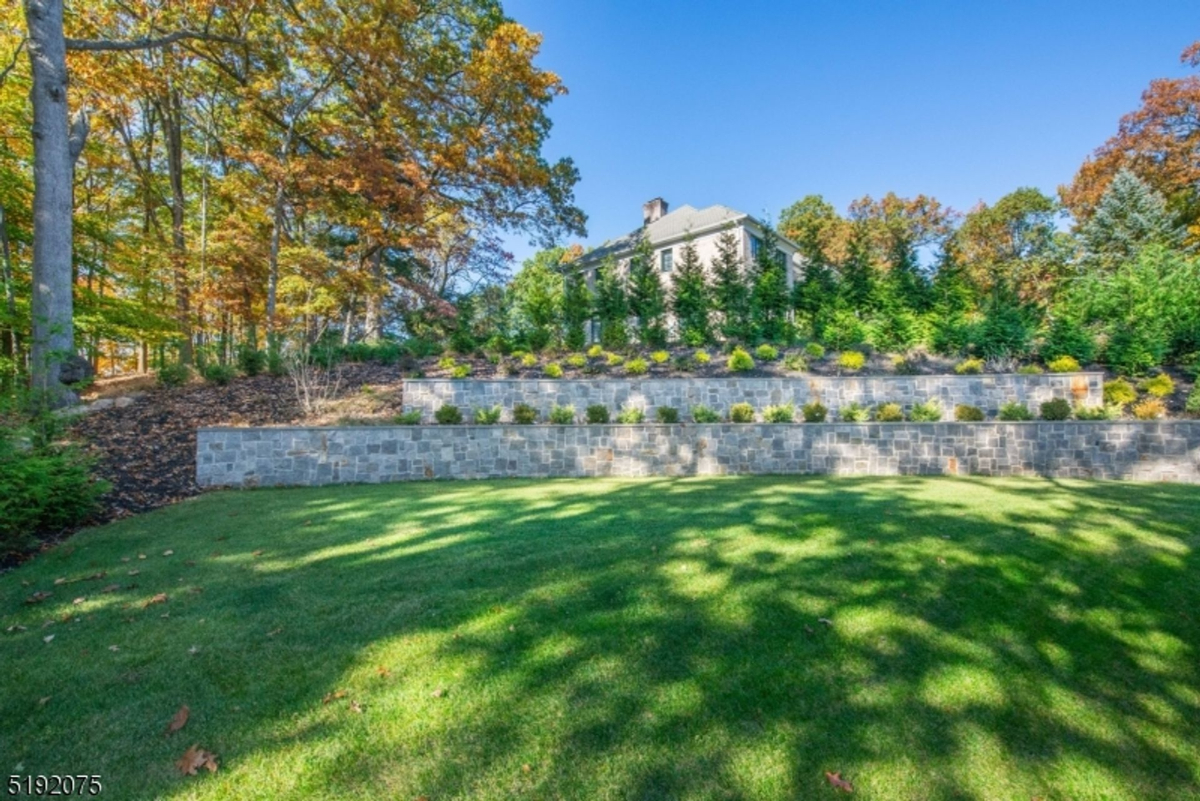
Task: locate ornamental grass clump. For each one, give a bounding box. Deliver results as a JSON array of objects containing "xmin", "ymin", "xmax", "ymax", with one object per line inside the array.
[
  {"xmin": 586, "ymin": 344, "xmax": 603, "ymax": 359},
  {"xmin": 729, "ymin": 403, "xmax": 756, "ymax": 423},
  {"xmin": 875, "ymin": 402, "xmax": 904, "ymax": 422},
  {"xmin": 690, "ymin": 404, "xmax": 721, "ymax": 423},
  {"xmin": 909, "ymin": 399, "xmax": 943, "ymax": 422},
  {"xmin": 549, "ymin": 405, "xmax": 575, "ymax": 424},
  {"xmin": 801, "ymin": 401, "xmax": 827, "ymax": 423},
  {"xmin": 474, "ymin": 406, "xmax": 502, "ymax": 425},
  {"xmin": 451, "ymin": 363, "xmax": 472, "ymax": 379},
  {"xmin": 1047, "ymin": 355, "xmax": 1081, "ymax": 373},
  {"xmin": 565, "ymin": 353, "xmax": 587, "ymax": 368},
  {"xmin": 585, "ymin": 404, "xmax": 610, "ymax": 424},
  {"xmin": 763, "ymin": 403, "xmax": 795, "ymax": 423},
  {"xmin": 1103, "ymin": 378, "xmax": 1138, "ymax": 406},
  {"xmin": 394, "ymin": 410, "xmax": 422, "ymax": 425},
  {"xmin": 837, "ymin": 350, "xmax": 865, "ymax": 372},
  {"xmin": 1017, "ymin": 364, "xmax": 1044, "ymax": 375},
  {"xmin": 839, "ymin": 402, "xmax": 870, "ymax": 422},
  {"xmin": 1075, "ymin": 404, "xmax": 1121, "ymax": 421},
  {"xmin": 954, "ymin": 404, "xmax": 985, "ymax": 422},
  {"xmin": 605, "ymin": 352, "xmax": 624, "ymax": 367},
  {"xmin": 434, "ymin": 404, "xmax": 463, "ymax": 424},
  {"xmin": 727, "ymin": 348, "xmax": 755, "ymax": 373},
  {"xmin": 804, "ymin": 342, "xmax": 825, "ymax": 360},
  {"xmin": 1139, "ymin": 373, "xmax": 1175, "ymax": 398},
  {"xmin": 1185, "ymin": 383, "xmax": 1200, "ymax": 415},
  {"xmin": 998, "ymin": 401, "xmax": 1034, "ymax": 421},
  {"xmin": 625, "ymin": 358, "xmax": 648, "ymax": 376},
  {"xmin": 616, "ymin": 405, "xmax": 646, "ymax": 424},
  {"xmin": 1040, "ymin": 398, "xmax": 1073, "ymax": 421},
  {"xmin": 693, "ymin": 349, "xmax": 711, "ymax": 365},
  {"xmin": 954, "ymin": 357, "xmax": 984, "ymax": 375},
  {"xmin": 513, "ymin": 403, "xmax": 538, "ymax": 424},
  {"xmin": 655, "ymin": 406, "xmax": 680, "ymax": 423}
]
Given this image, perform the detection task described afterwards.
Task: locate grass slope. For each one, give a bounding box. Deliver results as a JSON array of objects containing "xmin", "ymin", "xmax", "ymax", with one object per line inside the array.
[{"xmin": 2, "ymin": 477, "xmax": 1199, "ymax": 800}]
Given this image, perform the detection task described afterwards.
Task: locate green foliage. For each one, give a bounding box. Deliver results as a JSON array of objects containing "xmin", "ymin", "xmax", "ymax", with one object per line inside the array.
[
  {"xmin": 837, "ymin": 350, "xmax": 865, "ymax": 371},
  {"xmin": 1186, "ymin": 384, "xmax": 1200, "ymax": 414},
  {"xmin": 451, "ymin": 363, "xmax": 472, "ymax": 379},
  {"xmin": 394, "ymin": 410, "xmax": 423, "ymax": 425},
  {"xmin": 1017, "ymin": 364, "xmax": 1044, "ymax": 375},
  {"xmin": 474, "ymin": 406, "xmax": 502, "ymax": 425},
  {"xmin": 750, "ymin": 227, "xmax": 791, "ymax": 342},
  {"xmin": 975, "ymin": 294, "xmax": 1035, "ymax": 358},
  {"xmin": 605, "ymin": 352, "xmax": 624, "ymax": 367},
  {"xmin": 909, "ymin": 399, "xmax": 943, "ymax": 422},
  {"xmin": 624, "ymin": 358, "xmax": 648, "ymax": 376},
  {"xmin": 801, "ymin": 401, "xmax": 828, "ymax": 423},
  {"xmin": 1131, "ymin": 397, "xmax": 1166, "ymax": 420},
  {"xmin": 671, "ymin": 234, "xmax": 713, "ymax": 345},
  {"xmin": 520, "ymin": 353, "xmax": 538, "ymax": 368},
  {"xmin": 0, "ymin": 430, "xmax": 105, "ymax": 550},
  {"xmin": 434, "ymin": 405, "xmax": 464, "ymax": 425},
  {"xmin": 237, "ymin": 346, "xmax": 268, "ymax": 376},
  {"xmin": 1080, "ymin": 170, "xmax": 1182, "ymax": 272},
  {"xmin": 690, "ymin": 404, "xmax": 721, "ymax": 423},
  {"xmin": 1039, "ymin": 398, "xmax": 1073, "ymax": 421},
  {"xmin": 712, "ymin": 229, "xmax": 752, "ymax": 340},
  {"xmin": 511, "ymin": 403, "xmax": 538, "ymax": 425},
  {"xmin": 650, "ymin": 350, "xmax": 670, "ymax": 364},
  {"xmin": 156, "ymin": 363, "xmax": 191, "ymax": 387},
  {"xmin": 693, "ymin": 349, "xmax": 711, "ymax": 365},
  {"xmin": 727, "ymin": 347, "xmax": 755, "ymax": 373},
  {"xmin": 954, "ymin": 404, "xmax": 985, "ymax": 422},
  {"xmin": 1046, "ymin": 355, "xmax": 1081, "ymax": 373},
  {"xmin": 655, "ymin": 407, "xmax": 680, "ymax": 424},
  {"xmin": 587, "ymin": 344, "xmax": 604, "ymax": 359},
  {"xmin": 1075, "ymin": 404, "xmax": 1122, "ymax": 421},
  {"xmin": 510, "ymin": 249, "xmax": 565, "ymax": 350},
  {"xmin": 562, "ymin": 272, "xmax": 592, "ymax": 352},
  {"xmin": 549, "ymin": 405, "xmax": 576, "ymax": 424},
  {"xmin": 565, "ymin": 353, "xmax": 587, "ymax": 368},
  {"xmin": 438, "ymin": 355, "xmax": 458, "ymax": 370},
  {"xmin": 804, "ymin": 342, "xmax": 826, "ymax": 360},
  {"xmin": 594, "ymin": 257, "xmax": 630, "ymax": 349},
  {"xmin": 615, "ymin": 405, "xmax": 646, "ymax": 424},
  {"xmin": 585, "ymin": 405, "xmax": 610, "ymax": 424},
  {"xmin": 875, "ymin": 402, "xmax": 905, "ymax": 422},
  {"xmin": 954, "ymin": 357, "xmax": 984, "ymax": 375},
  {"xmin": 1042, "ymin": 317, "xmax": 1096, "ymax": 365},
  {"xmin": 782, "ymin": 353, "xmax": 808, "ymax": 372},
  {"xmin": 1139, "ymin": 373, "xmax": 1175, "ymax": 398},
  {"xmin": 998, "ymin": 401, "xmax": 1034, "ymax": 421},
  {"xmin": 755, "ymin": 344, "xmax": 779, "ymax": 361},
  {"xmin": 627, "ymin": 237, "xmax": 668, "ymax": 347},
  {"xmin": 202, "ymin": 363, "xmax": 236, "ymax": 386},
  {"xmin": 839, "ymin": 402, "xmax": 870, "ymax": 422},
  {"xmin": 1103, "ymin": 378, "xmax": 1138, "ymax": 406},
  {"xmin": 543, "ymin": 363, "xmax": 563, "ymax": 379},
  {"xmin": 762, "ymin": 403, "xmax": 795, "ymax": 423},
  {"xmin": 729, "ymin": 402, "xmax": 756, "ymax": 423},
  {"xmin": 891, "ymin": 355, "xmax": 918, "ymax": 375}
]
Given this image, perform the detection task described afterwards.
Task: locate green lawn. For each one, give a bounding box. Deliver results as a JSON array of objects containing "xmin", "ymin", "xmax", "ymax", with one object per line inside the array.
[{"xmin": 2, "ymin": 477, "xmax": 1199, "ymax": 800}]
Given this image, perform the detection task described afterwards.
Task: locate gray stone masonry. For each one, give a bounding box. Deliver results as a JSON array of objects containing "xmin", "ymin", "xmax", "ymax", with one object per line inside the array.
[
  {"xmin": 401, "ymin": 374, "xmax": 1103, "ymax": 423},
  {"xmin": 197, "ymin": 421, "xmax": 1200, "ymax": 487}
]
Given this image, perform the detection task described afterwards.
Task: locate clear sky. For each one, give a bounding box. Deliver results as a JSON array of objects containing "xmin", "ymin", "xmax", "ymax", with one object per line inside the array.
[{"xmin": 500, "ymin": 0, "xmax": 1198, "ymax": 267}]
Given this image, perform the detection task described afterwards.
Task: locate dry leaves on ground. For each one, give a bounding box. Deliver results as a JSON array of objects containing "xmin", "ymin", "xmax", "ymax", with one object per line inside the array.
[
  {"xmin": 165, "ymin": 705, "xmax": 189, "ymax": 736},
  {"xmin": 825, "ymin": 771, "xmax": 854, "ymax": 793},
  {"xmin": 176, "ymin": 745, "xmax": 218, "ymax": 776}
]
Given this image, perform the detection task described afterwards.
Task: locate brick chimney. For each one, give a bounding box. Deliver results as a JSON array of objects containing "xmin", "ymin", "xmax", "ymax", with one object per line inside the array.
[{"xmin": 643, "ymin": 197, "xmax": 668, "ymax": 225}]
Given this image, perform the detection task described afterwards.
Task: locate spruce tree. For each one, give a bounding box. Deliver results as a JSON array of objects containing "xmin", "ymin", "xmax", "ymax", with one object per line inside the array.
[
  {"xmin": 670, "ymin": 233, "xmax": 712, "ymax": 345},
  {"xmin": 562, "ymin": 270, "xmax": 592, "ymax": 351},
  {"xmin": 627, "ymin": 235, "xmax": 668, "ymax": 347},
  {"xmin": 840, "ymin": 222, "xmax": 878, "ymax": 312},
  {"xmin": 1080, "ymin": 168, "xmax": 1182, "ymax": 271},
  {"xmin": 791, "ymin": 254, "xmax": 839, "ymax": 342},
  {"xmin": 593, "ymin": 256, "xmax": 629, "ymax": 349},
  {"xmin": 750, "ymin": 227, "xmax": 790, "ymax": 342},
  {"xmin": 711, "ymin": 228, "xmax": 751, "ymax": 341}
]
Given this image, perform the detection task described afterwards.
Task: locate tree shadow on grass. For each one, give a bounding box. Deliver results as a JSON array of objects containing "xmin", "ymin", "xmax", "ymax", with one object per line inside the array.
[{"xmin": 1, "ymin": 476, "xmax": 1198, "ymax": 800}]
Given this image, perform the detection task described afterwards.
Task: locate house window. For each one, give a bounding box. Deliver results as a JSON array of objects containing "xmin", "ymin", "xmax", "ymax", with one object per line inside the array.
[
  {"xmin": 660, "ymin": 249, "xmax": 673, "ymax": 273},
  {"xmin": 777, "ymin": 250, "xmax": 789, "ymax": 268},
  {"xmin": 749, "ymin": 234, "xmax": 762, "ymax": 260}
]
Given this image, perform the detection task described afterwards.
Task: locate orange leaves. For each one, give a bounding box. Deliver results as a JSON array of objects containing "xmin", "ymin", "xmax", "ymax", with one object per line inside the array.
[
  {"xmin": 175, "ymin": 745, "xmax": 218, "ymax": 776},
  {"xmin": 143, "ymin": 593, "xmax": 168, "ymax": 608},
  {"xmin": 165, "ymin": 705, "xmax": 190, "ymax": 736},
  {"xmin": 825, "ymin": 771, "xmax": 854, "ymax": 793}
]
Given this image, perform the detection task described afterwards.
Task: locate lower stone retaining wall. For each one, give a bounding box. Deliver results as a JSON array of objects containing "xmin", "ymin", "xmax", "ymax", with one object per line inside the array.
[
  {"xmin": 402, "ymin": 374, "xmax": 1102, "ymax": 422},
  {"xmin": 197, "ymin": 421, "xmax": 1200, "ymax": 487}
]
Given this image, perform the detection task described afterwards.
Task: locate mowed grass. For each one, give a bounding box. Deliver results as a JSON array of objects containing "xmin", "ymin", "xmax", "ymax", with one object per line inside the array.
[{"xmin": 2, "ymin": 477, "xmax": 1199, "ymax": 800}]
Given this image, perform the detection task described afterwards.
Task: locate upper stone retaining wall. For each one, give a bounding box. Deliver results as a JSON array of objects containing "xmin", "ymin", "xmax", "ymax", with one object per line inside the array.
[
  {"xmin": 197, "ymin": 420, "xmax": 1200, "ymax": 488},
  {"xmin": 402, "ymin": 374, "xmax": 1103, "ymax": 422}
]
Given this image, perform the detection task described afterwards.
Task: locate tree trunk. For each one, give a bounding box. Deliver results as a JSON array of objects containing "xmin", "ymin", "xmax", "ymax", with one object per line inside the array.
[
  {"xmin": 163, "ymin": 85, "xmax": 192, "ymax": 365},
  {"xmin": 362, "ymin": 247, "xmax": 383, "ymax": 342},
  {"xmin": 266, "ymin": 177, "xmax": 284, "ymax": 355},
  {"xmin": 0, "ymin": 202, "xmax": 19, "ymax": 366}
]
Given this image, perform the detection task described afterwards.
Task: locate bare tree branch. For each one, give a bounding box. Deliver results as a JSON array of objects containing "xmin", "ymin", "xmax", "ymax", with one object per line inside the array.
[
  {"xmin": 65, "ymin": 30, "xmax": 243, "ymax": 53},
  {"xmin": 0, "ymin": 37, "xmax": 25, "ymax": 88}
]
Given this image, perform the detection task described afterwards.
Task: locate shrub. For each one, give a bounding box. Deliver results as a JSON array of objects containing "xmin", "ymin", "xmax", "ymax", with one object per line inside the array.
[
  {"xmin": 405, "ymin": 337, "xmax": 443, "ymax": 359},
  {"xmin": 1132, "ymin": 397, "xmax": 1166, "ymax": 420},
  {"xmin": 0, "ymin": 428, "xmax": 106, "ymax": 550},
  {"xmin": 625, "ymin": 358, "xmax": 648, "ymax": 376},
  {"xmin": 485, "ymin": 334, "xmax": 514, "ymax": 356},
  {"xmin": 1040, "ymin": 398, "xmax": 1072, "ymax": 421},
  {"xmin": 1017, "ymin": 364, "xmax": 1044, "ymax": 375},
  {"xmin": 954, "ymin": 357, "xmax": 985, "ymax": 375},
  {"xmin": 801, "ymin": 401, "xmax": 828, "ymax": 423},
  {"xmin": 156, "ymin": 363, "xmax": 190, "ymax": 387},
  {"xmin": 892, "ymin": 356, "xmax": 918, "ymax": 375},
  {"xmin": 512, "ymin": 403, "xmax": 538, "ymax": 424},
  {"xmin": 237, "ymin": 346, "xmax": 268, "ymax": 376},
  {"xmin": 587, "ymin": 344, "xmax": 603, "ymax": 359},
  {"xmin": 1042, "ymin": 316, "xmax": 1097, "ymax": 365},
  {"xmin": 549, "ymin": 404, "xmax": 575, "ymax": 424},
  {"xmin": 585, "ymin": 404, "xmax": 610, "ymax": 424},
  {"xmin": 616, "ymin": 405, "xmax": 645, "ymax": 424},
  {"xmin": 1046, "ymin": 355, "xmax": 1082, "ymax": 373},
  {"xmin": 693, "ymin": 349, "xmax": 711, "ymax": 365},
  {"xmin": 1139, "ymin": 373, "xmax": 1175, "ymax": 398},
  {"xmin": 998, "ymin": 401, "xmax": 1034, "ymax": 421},
  {"xmin": 437, "ymin": 355, "xmax": 458, "ymax": 370},
  {"xmin": 1186, "ymin": 383, "xmax": 1200, "ymax": 415},
  {"xmin": 544, "ymin": 363, "xmax": 563, "ymax": 379},
  {"xmin": 782, "ymin": 353, "xmax": 807, "ymax": 372},
  {"xmin": 434, "ymin": 404, "xmax": 464, "ymax": 424},
  {"xmin": 804, "ymin": 342, "xmax": 826, "ymax": 360},
  {"xmin": 605, "ymin": 352, "xmax": 624, "ymax": 367},
  {"xmin": 875, "ymin": 402, "xmax": 905, "ymax": 422},
  {"xmin": 690, "ymin": 404, "xmax": 721, "ymax": 423},
  {"xmin": 762, "ymin": 403, "xmax": 794, "ymax": 423},
  {"xmin": 1103, "ymin": 378, "xmax": 1138, "ymax": 406},
  {"xmin": 566, "ymin": 353, "xmax": 587, "ymax": 368},
  {"xmin": 520, "ymin": 353, "xmax": 538, "ymax": 368},
  {"xmin": 837, "ymin": 350, "xmax": 865, "ymax": 372},
  {"xmin": 729, "ymin": 402, "xmax": 756, "ymax": 423},
  {"xmin": 727, "ymin": 347, "xmax": 755, "ymax": 372},
  {"xmin": 1075, "ymin": 404, "xmax": 1121, "ymax": 421},
  {"xmin": 954, "ymin": 404, "xmax": 985, "ymax": 422},
  {"xmin": 394, "ymin": 410, "xmax": 422, "ymax": 425},
  {"xmin": 474, "ymin": 406, "xmax": 502, "ymax": 425},
  {"xmin": 909, "ymin": 399, "xmax": 943, "ymax": 422},
  {"xmin": 202, "ymin": 363, "xmax": 236, "ymax": 386},
  {"xmin": 650, "ymin": 350, "xmax": 670, "ymax": 364},
  {"xmin": 839, "ymin": 402, "xmax": 870, "ymax": 422},
  {"xmin": 451, "ymin": 363, "xmax": 472, "ymax": 379},
  {"xmin": 655, "ymin": 406, "xmax": 680, "ymax": 424},
  {"xmin": 755, "ymin": 344, "xmax": 779, "ymax": 361}
]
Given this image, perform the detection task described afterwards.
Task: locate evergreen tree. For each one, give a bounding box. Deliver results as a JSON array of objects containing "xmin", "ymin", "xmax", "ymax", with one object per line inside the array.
[
  {"xmin": 1080, "ymin": 169, "xmax": 1183, "ymax": 271},
  {"xmin": 750, "ymin": 226, "xmax": 790, "ymax": 342},
  {"xmin": 884, "ymin": 237, "xmax": 932, "ymax": 313},
  {"xmin": 840, "ymin": 222, "xmax": 878, "ymax": 312},
  {"xmin": 790, "ymin": 250, "xmax": 839, "ymax": 341},
  {"xmin": 593, "ymin": 256, "xmax": 629, "ymax": 349},
  {"xmin": 670, "ymin": 233, "xmax": 712, "ymax": 345},
  {"xmin": 627, "ymin": 235, "xmax": 668, "ymax": 347},
  {"xmin": 711, "ymin": 228, "xmax": 752, "ymax": 341},
  {"xmin": 561, "ymin": 270, "xmax": 592, "ymax": 351}
]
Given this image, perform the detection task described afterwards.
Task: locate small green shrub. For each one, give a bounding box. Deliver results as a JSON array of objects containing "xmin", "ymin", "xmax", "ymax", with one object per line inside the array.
[
  {"xmin": 237, "ymin": 346, "xmax": 268, "ymax": 376},
  {"xmin": 156, "ymin": 363, "xmax": 191, "ymax": 387},
  {"xmin": 1132, "ymin": 397, "xmax": 1166, "ymax": 420},
  {"xmin": 954, "ymin": 357, "xmax": 984, "ymax": 375},
  {"xmin": 1046, "ymin": 355, "xmax": 1082, "ymax": 373},
  {"xmin": 691, "ymin": 404, "xmax": 721, "ymax": 423},
  {"xmin": 1017, "ymin": 364, "xmax": 1044, "ymax": 375},
  {"xmin": 616, "ymin": 405, "xmax": 645, "ymax": 424},
  {"xmin": 998, "ymin": 401, "xmax": 1034, "ymax": 421},
  {"xmin": 1075, "ymin": 404, "xmax": 1121, "ymax": 421},
  {"xmin": 1185, "ymin": 383, "xmax": 1200, "ymax": 414},
  {"xmin": 762, "ymin": 403, "xmax": 795, "ymax": 423},
  {"xmin": 755, "ymin": 344, "xmax": 779, "ymax": 361},
  {"xmin": 672, "ymin": 356, "xmax": 693, "ymax": 372},
  {"xmin": 549, "ymin": 405, "xmax": 575, "ymax": 424},
  {"xmin": 650, "ymin": 350, "xmax": 670, "ymax": 364},
  {"xmin": 520, "ymin": 353, "xmax": 538, "ymax": 368},
  {"xmin": 437, "ymin": 355, "xmax": 458, "ymax": 370},
  {"xmin": 451, "ymin": 363, "xmax": 472, "ymax": 379},
  {"xmin": 837, "ymin": 350, "xmax": 865, "ymax": 372},
  {"xmin": 512, "ymin": 403, "xmax": 538, "ymax": 425},
  {"xmin": 434, "ymin": 404, "xmax": 463, "ymax": 424},
  {"xmin": 729, "ymin": 402, "xmax": 756, "ymax": 423},
  {"xmin": 587, "ymin": 344, "xmax": 604, "ymax": 359},
  {"xmin": 875, "ymin": 402, "xmax": 905, "ymax": 422},
  {"xmin": 839, "ymin": 402, "xmax": 870, "ymax": 422},
  {"xmin": 909, "ymin": 399, "xmax": 943, "ymax": 422},
  {"xmin": 202, "ymin": 363, "xmax": 236, "ymax": 386},
  {"xmin": 625, "ymin": 358, "xmax": 648, "ymax": 376},
  {"xmin": 801, "ymin": 401, "xmax": 827, "ymax": 423},
  {"xmin": 544, "ymin": 363, "xmax": 563, "ymax": 379},
  {"xmin": 474, "ymin": 406, "xmax": 502, "ymax": 425},
  {"xmin": 804, "ymin": 342, "xmax": 826, "ymax": 360},
  {"xmin": 606, "ymin": 352, "xmax": 624, "ymax": 367},
  {"xmin": 1103, "ymin": 378, "xmax": 1138, "ymax": 406},
  {"xmin": 1, "ymin": 430, "xmax": 107, "ymax": 550},
  {"xmin": 727, "ymin": 347, "xmax": 755, "ymax": 372},
  {"xmin": 693, "ymin": 349, "xmax": 711, "ymax": 366},
  {"xmin": 1040, "ymin": 398, "xmax": 1072, "ymax": 421},
  {"xmin": 655, "ymin": 406, "xmax": 680, "ymax": 424},
  {"xmin": 1139, "ymin": 373, "xmax": 1175, "ymax": 398},
  {"xmin": 566, "ymin": 353, "xmax": 587, "ymax": 368},
  {"xmin": 585, "ymin": 404, "xmax": 610, "ymax": 424},
  {"xmin": 394, "ymin": 410, "xmax": 422, "ymax": 425},
  {"xmin": 782, "ymin": 353, "xmax": 807, "ymax": 372},
  {"xmin": 954, "ymin": 404, "xmax": 985, "ymax": 422}
]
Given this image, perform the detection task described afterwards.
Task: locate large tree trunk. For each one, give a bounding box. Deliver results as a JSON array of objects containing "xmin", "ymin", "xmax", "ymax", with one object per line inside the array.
[
  {"xmin": 0, "ymin": 203, "xmax": 19, "ymax": 367},
  {"xmin": 24, "ymin": 0, "xmax": 78, "ymax": 405},
  {"xmin": 266, "ymin": 178, "xmax": 284, "ymax": 354},
  {"xmin": 163, "ymin": 85, "xmax": 192, "ymax": 365}
]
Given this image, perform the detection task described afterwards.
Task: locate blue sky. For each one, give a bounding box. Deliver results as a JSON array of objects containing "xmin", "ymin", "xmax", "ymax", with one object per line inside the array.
[{"xmin": 500, "ymin": 0, "xmax": 1198, "ymax": 267}]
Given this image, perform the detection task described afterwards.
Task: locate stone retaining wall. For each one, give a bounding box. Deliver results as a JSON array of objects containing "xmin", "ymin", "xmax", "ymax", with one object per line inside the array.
[
  {"xmin": 197, "ymin": 421, "xmax": 1200, "ymax": 487},
  {"xmin": 402, "ymin": 374, "xmax": 1103, "ymax": 422}
]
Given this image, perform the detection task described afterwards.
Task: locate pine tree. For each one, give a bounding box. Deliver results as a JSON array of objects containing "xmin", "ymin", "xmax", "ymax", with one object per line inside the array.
[
  {"xmin": 670, "ymin": 233, "xmax": 712, "ymax": 345},
  {"xmin": 750, "ymin": 227, "xmax": 790, "ymax": 342},
  {"xmin": 1080, "ymin": 169, "xmax": 1183, "ymax": 271},
  {"xmin": 562, "ymin": 270, "xmax": 592, "ymax": 351},
  {"xmin": 711, "ymin": 228, "xmax": 751, "ymax": 341},
  {"xmin": 790, "ymin": 252, "xmax": 839, "ymax": 342},
  {"xmin": 627, "ymin": 235, "xmax": 667, "ymax": 347},
  {"xmin": 593, "ymin": 256, "xmax": 629, "ymax": 349},
  {"xmin": 840, "ymin": 222, "xmax": 878, "ymax": 312}
]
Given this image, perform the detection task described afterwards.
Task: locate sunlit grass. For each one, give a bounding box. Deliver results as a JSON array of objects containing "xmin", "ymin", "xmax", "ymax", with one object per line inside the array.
[{"xmin": 1, "ymin": 476, "xmax": 1198, "ymax": 800}]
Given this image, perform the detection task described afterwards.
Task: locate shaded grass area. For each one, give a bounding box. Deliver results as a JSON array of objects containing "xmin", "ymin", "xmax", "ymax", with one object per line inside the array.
[{"xmin": 1, "ymin": 476, "xmax": 1199, "ymax": 800}]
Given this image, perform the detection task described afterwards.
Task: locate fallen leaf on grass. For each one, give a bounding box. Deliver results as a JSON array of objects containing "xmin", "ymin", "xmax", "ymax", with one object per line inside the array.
[
  {"xmin": 165, "ymin": 705, "xmax": 190, "ymax": 735},
  {"xmin": 38, "ymin": 696, "xmax": 50, "ymax": 706},
  {"xmin": 252, "ymin": 550, "xmax": 264, "ymax": 557},
  {"xmin": 349, "ymin": 700, "xmax": 363, "ymax": 714},
  {"xmin": 377, "ymin": 666, "xmax": 392, "ymax": 678},
  {"xmin": 522, "ymin": 763, "xmax": 532, "ymax": 773},
  {"xmin": 175, "ymin": 744, "xmax": 218, "ymax": 775},
  {"xmin": 825, "ymin": 771, "xmax": 853, "ymax": 793},
  {"xmin": 73, "ymin": 597, "xmax": 85, "ymax": 605},
  {"xmin": 6, "ymin": 624, "xmax": 28, "ymax": 633},
  {"xmin": 26, "ymin": 591, "xmax": 53, "ymax": 605},
  {"xmin": 127, "ymin": 570, "xmax": 140, "ymax": 576},
  {"xmin": 818, "ymin": 618, "xmax": 833, "ymax": 627},
  {"xmin": 163, "ymin": 550, "xmax": 174, "ymax": 557},
  {"xmin": 431, "ymin": 688, "xmax": 445, "ymax": 699},
  {"xmin": 101, "ymin": 584, "xmax": 121, "ymax": 593},
  {"xmin": 108, "ymin": 645, "xmax": 119, "ymax": 652},
  {"xmin": 188, "ymin": 645, "xmax": 200, "ymax": 655},
  {"xmin": 322, "ymin": 690, "xmax": 347, "ymax": 704},
  {"xmin": 266, "ymin": 628, "xmax": 282, "ymax": 637},
  {"xmin": 143, "ymin": 593, "xmax": 168, "ymax": 608}
]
